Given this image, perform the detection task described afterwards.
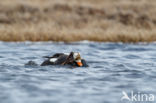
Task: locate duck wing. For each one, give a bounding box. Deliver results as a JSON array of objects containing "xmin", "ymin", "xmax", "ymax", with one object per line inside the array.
[
  {"xmin": 54, "ymin": 55, "xmax": 68, "ymax": 65},
  {"xmin": 61, "ymin": 52, "xmax": 74, "ymax": 65},
  {"xmin": 43, "ymin": 53, "xmax": 65, "ymax": 58},
  {"xmin": 40, "ymin": 59, "xmax": 54, "ymax": 66},
  {"xmin": 41, "ymin": 53, "xmax": 67, "ymax": 66}
]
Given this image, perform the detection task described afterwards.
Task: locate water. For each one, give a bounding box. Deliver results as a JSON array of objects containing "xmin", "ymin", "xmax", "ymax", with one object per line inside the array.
[{"xmin": 0, "ymin": 41, "xmax": 156, "ymax": 103}]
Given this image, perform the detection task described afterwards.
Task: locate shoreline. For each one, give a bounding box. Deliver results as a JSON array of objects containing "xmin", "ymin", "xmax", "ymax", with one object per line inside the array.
[{"xmin": 1, "ymin": 39, "xmax": 156, "ymax": 43}]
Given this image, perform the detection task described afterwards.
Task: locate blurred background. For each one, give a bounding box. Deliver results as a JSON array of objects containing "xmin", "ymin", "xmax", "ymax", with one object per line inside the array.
[
  {"xmin": 0, "ymin": 1, "xmax": 156, "ymax": 103},
  {"xmin": 0, "ymin": 0, "xmax": 156, "ymax": 42}
]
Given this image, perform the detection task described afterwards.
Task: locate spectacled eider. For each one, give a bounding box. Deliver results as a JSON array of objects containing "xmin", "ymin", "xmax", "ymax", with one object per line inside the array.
[{"xmin": 41, "ymin": 52, "xmax": 88, "ymax": 67}]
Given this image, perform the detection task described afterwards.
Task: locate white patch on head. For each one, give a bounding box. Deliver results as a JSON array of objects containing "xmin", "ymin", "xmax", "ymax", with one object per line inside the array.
[
  {"xmin": 73, "ymin": 52, "xmax": 79, "ymax": 59},
  {"xmin": 49, "ymin": 58, "xmax": 57, "ymax": 62}
]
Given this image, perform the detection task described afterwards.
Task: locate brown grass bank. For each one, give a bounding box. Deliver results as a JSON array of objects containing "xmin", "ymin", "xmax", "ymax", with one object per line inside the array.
[{"xmin": 0, "ymin": 0, "xmax": 156, "ymax": 42}]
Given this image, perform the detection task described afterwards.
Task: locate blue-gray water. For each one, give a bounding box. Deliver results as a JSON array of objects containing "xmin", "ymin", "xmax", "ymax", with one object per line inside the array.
[{"xmin": 0, "ymin": 41, "xmax": 156, "ymax": 103}]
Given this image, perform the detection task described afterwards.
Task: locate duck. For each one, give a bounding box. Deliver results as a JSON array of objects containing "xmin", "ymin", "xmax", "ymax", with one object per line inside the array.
[{"xmin": 41, "ymin": 52, "xmax": 88, "ymax": 67}]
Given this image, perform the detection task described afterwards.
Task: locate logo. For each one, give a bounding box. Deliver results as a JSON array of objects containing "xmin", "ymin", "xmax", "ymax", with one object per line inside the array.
[{"xmin": 121, "ymin": 91, "xmax": 155, "ymax": 102}]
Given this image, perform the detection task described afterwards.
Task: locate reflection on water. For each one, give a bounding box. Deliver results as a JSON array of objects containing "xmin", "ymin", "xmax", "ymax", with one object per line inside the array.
[{"xmin": 0, "ymin": 41, "xmax": 156, "ymax": 103}]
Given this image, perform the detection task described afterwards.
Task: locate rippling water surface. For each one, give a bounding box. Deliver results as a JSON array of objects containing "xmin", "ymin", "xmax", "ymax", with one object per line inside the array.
[{"xmin": 0, "ymin": 41, "xmax": 156, "ymax": 103}]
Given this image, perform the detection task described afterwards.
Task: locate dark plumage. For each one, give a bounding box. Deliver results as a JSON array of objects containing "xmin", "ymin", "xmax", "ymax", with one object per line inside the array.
[{"xmin": 41, "ymin": 52, "xmax": 88, "ymax": 67}]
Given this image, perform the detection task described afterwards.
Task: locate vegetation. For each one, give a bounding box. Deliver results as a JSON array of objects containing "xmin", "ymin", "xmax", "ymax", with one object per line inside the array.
[{"xmin": 0, "ymin": 0, "xmax": 156, "ymax": 42}]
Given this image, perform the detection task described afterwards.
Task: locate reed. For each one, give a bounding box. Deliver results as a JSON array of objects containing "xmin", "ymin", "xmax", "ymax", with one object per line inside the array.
[{"xmin": 0, "ymin": 0, "xmax": 156, "ymax": 42}]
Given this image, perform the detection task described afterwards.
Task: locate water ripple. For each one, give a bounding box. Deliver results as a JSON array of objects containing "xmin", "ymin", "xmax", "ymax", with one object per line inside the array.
[{"xmin": 0, "ymin": 42, "xmax": 155, "ymax": 103}]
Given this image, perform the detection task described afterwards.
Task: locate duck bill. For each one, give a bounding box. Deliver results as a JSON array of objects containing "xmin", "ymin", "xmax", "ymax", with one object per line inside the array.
[{"xmin": 76, "ymin": 61, "xmax": 83, "ymax": 67}]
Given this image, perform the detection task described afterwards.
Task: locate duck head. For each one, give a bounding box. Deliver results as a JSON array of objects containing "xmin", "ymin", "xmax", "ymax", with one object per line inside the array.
[
  {"xmin": 65, "ymin": 52, "xmax": 83, "ymax": 67},
  {"xmin": 73, "ymin": 52, "xmax": 83, "ymax": 67}
]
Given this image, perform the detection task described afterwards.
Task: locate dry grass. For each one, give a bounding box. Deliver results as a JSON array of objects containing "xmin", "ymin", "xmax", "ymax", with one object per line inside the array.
[{"xmin": 0, "ymin": 0, "xmax": 156, "ymax": 42}]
